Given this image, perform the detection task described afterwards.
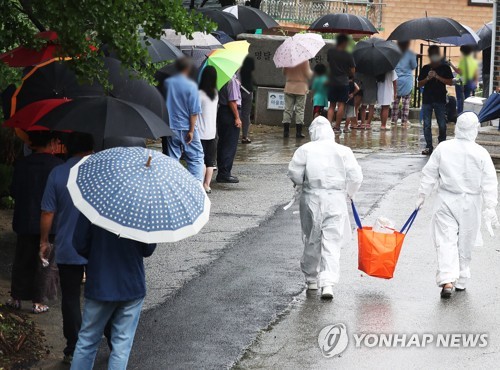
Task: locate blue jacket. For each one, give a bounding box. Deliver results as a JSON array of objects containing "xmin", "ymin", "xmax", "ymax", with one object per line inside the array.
[{"xmin": 73, "ymin": 214, "xmax": 156, "ymax": 302}]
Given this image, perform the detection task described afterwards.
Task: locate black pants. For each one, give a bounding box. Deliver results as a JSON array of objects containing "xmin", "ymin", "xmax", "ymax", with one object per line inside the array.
[
  {"xmin": 216, "ymin": 105, "xmax": 241, "ymax": 179},
  {"xmin": 11, "ymin": 234, "xmax": 52, "ymax": 302},
  {"xmin": 58, "ymin": 264, "xmax": 85, "ymax": 356}
]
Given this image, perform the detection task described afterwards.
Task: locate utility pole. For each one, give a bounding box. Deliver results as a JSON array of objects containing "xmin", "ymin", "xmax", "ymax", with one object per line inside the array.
[{"xmin": 489, "ymin": 0, "xmax": 498, "ymax": 94}]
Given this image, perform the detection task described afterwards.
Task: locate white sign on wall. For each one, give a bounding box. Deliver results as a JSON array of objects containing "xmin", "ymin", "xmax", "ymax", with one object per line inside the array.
[
  {"xmin": 267, "ymin": 91, "xmax": 285, "ymax": 110},
  {"xmin": 468, "ymin": 0, "xmax": 493, "ymax": 5}
]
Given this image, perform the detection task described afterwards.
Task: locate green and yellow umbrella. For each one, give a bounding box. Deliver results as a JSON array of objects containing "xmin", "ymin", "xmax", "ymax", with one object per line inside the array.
[{"xmin": 206, "ymin": 41, "xmax": 249, "ymax": 90}]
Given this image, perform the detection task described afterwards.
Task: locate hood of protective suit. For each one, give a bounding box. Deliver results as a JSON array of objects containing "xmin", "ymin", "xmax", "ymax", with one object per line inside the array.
[
  {"xmin": 455, "ymin": 112, "xmax": 480, "ymax": 141},
  {"xmin": 309, "ymin": 116, "xmax": 335, "ymax": 141}
]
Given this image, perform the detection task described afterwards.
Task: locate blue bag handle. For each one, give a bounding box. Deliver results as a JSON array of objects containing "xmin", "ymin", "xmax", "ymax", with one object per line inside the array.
[
  {"xmin": 400, "ymin": 209, "xmax": 419, "ymax": 234},
  {"xmin": 350, "ymin": 200, "xmax": 363, "ymax": 229},
  {"xmin": 351, "ymin": 200, "xmax": 418, "ymax": 234}
]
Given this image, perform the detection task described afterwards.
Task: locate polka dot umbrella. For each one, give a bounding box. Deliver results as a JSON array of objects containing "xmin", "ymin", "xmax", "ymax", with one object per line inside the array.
[{"xmin": 67, "ymin": 147, "xmax": 210, "ymax": 244}]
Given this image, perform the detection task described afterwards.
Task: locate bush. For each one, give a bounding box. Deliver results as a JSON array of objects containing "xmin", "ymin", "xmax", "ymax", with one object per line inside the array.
[{"xmin": 0, "ymin": 164, "xmax": 13, "ymax": 198}]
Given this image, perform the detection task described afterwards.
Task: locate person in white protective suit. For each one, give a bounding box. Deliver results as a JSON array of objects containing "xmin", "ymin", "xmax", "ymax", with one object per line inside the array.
[
  {"xmin": 288, "ymin": 116, "xmax": 363, "ymax": 299},
  {"xmin": 416, "ymin": 112, "xmax": 499, "ymax": 299}
]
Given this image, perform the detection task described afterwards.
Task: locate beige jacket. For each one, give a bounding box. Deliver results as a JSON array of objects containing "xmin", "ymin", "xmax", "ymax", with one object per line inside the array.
[{"xmin": 283, "ymin": 61, "xmax": 313, "ymax": 95}]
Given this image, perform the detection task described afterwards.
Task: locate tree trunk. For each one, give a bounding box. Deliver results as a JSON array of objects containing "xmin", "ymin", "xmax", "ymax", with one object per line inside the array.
[
  {"xmin": 250, "ymin": 0, "xmax": 262, "ymax": 8},
  {"xmin": 219, "ymin": 0, "xmax": 236, "ymax": 7}
]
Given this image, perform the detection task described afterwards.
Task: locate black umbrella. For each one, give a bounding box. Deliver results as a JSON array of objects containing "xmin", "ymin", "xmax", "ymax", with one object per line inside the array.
[
  {"xmin": 388, "ymin": 17, "xmax": 470, "ymax": 41},
  {"xmin": 104, "ymin": 58, "xmax": 167, "ymax": 121},
  {"xmin": 477, "ymin": 22, "xmax": 493, "ymax": 51},
  {"xmin": 309, "ymin": 14, "xmax": 377, "ymax": 35},
  {"xmin": 198, "ymin": 9, "xmax": 244, "ymax": 37},
  {"xmin": 211, "ymin": 31, "xmax": 234, "ymax": 45},
  {"xmin": 12, "ymin": 58, "xmax": 167, "ymax": 121},
  {"xmin": 12, "ymin": 61, "xmax": 103, "ymax": 115},
  {"xmin": 222, "ymin": 5, "xmax": 279, "ymax": 32},
  {"xmin": 140, "ymin": 37, "xmax": 183, "ymax": 63},
  {"xmin": 353, "ymin": 38, "xmax": 402, "ymax": 76},
  {"xmin": 182, "ymin": 48, "xmax": 211, "ymax": 69},
  {"xmin": 37, "ymin": 97, "xmax": 172, "ymax": 142}
]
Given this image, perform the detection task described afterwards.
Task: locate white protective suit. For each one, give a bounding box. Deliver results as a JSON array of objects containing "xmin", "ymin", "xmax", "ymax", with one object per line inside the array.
[
  {"xmin": 418, "ymin": 112, "xmax": 498, "ymax": 288},
  {"xmin": 288, "ymin": 117, "xmax": 363, "ymax": 287}
]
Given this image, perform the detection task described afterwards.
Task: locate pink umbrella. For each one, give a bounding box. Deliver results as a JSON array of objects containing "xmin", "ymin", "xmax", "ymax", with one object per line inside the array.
[{"xmin": 273, "ymin": 33, "xmax": 325, "ymax": 68}]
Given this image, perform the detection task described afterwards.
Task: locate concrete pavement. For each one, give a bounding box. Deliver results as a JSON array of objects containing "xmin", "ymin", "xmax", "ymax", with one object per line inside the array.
[
  {"xmin": 123, "ymin": 152, "xmax": 431, "ymax": 369},
  {"xmin": 236, "ymin": 171, "xmax": 500, "ymax": 369}
]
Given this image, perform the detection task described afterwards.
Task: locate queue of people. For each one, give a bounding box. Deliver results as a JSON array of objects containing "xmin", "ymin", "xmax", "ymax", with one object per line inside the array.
[
  {"xmin": 285, "ymin": 34, "xmax": 405, "ymax": 135},
  {"xmin": 5, "ymin": 55, "xmax": 257, "ymax": 367},
  {"xmin": 281, "ymin": 33, "xmax": 487, "ymax": 148},
  {"xmin": 164, "ymin": 57, "xmax": 256, "ymax": 187}
]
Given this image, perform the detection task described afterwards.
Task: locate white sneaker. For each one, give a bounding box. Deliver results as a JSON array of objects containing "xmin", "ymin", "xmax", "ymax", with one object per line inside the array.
[
  {"xmin": 321, "ymin": 285, "xmax": 333, "ymax": 299},
  {"xmin": 307, "ymin": 282, "xmax": 318, "ymax": 290}
]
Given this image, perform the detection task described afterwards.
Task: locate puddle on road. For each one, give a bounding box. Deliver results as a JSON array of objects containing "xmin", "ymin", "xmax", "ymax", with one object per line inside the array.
[
  {"xmin": 234, "ymin": 123, "xmax": 455, "ymax": 164},
  {"xmin": 150, "ymin": 123, "xmax": 456, "ymax": 165}
]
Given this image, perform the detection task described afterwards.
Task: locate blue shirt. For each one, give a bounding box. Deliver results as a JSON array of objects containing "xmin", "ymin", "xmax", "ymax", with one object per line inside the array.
[
  {"xmin": 395, "ymin": 50, "xmax": 417, "ymax": 97},
  {"xmin": 164, "ymin": 74, "xmax": 201, "ymax": 130},
  {"xmin": 73, "ymin": 214, "xmax": 156, "ymax": 302},
  {"xmin": 41, "ymin": 156, "xmax": 87, "ymax": 265}
]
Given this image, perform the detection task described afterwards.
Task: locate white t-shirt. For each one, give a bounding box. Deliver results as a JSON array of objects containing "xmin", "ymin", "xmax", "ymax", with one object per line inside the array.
[
  {"xmin": 197, "ymin": 90, "xmax": 218, "ymax": 140},
  {"xmin": 377, "ymin": 70, "xmax": 398, "ymax": 106}
]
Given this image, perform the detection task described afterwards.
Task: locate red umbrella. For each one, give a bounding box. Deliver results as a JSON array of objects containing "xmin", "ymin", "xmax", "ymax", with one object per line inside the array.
[
  {"xmin": 0, "ymin": 31, "xmax": 62, "ymax": 67},
  {"xmin": 4, "ymin": 99, "xmax": 71, "ymax": 131}
]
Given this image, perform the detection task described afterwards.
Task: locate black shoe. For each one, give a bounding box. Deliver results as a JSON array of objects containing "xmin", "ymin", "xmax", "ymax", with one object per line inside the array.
[
  {"xmin": 422, "ymin": 148, "xmax": 433, "ymax": 156},
  {"xmin": 455, "ymin": 287, "xmax": 466, "ymax": 292},
  {"xmin": 216, "ymin": 176, "xmax": 239, "ymax": 183},
  {"xmin": 440, "ymin": 286, "xmax": 453, "ymax": 299},
  {"xmin": 296, "ymin": 124, "xmax": 305, "ymax": 138},
  {"xmin": 283, "ymin": 123, "xmax": 290, "ymax": 138}
]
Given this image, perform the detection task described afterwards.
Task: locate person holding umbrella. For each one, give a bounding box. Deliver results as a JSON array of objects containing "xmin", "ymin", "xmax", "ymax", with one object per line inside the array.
[
  {"xmin": 67, "ymin": 147, "xmax": 210, "ymax": 369},
  {"xmin": 273, "ymin": 33, "xmax": 324, "ymax": 138},
  {"xmin": 7, "ymin": 131, "xmax": 63, "ymax": 313},
  {"xmin": 282, "ymin": 61, "xmax": 313, "ymax": 138},
  {"xmin": 40, "ymin": 133, "xmax": 94, "ymax": 364},
  {"xmin": 327, "ymin": 34, "xmax": 356, "ymax": 132},
  {"xmin": 392, "ymin": 41, "xmax": 417, "ymax": 126},
  {"xmin": 417, "ymin": 45, "xmax": 454, "ymax": 155}
]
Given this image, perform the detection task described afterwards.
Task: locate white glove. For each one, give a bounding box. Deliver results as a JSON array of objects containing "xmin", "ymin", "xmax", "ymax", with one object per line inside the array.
[
  {"xmin": 415, "ymin": 194, "xmax": 425, "ymax": 210},
  {"xmin": 484, "ymin": 207, "xmax": 500, "ymax": 237}
]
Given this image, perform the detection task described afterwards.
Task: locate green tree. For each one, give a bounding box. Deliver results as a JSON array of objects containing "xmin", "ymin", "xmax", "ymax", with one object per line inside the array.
[{"xmin": 0, "ymin": 0, "xmax": 213, "ymax": 163}]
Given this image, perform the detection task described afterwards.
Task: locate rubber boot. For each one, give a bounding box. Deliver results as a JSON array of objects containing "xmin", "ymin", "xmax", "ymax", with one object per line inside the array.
[
  {"xmin": 283, "ymin": 123, "xmax": 290, "ymax": 138},
  {"xmin": 296, "ymin": 124, "xmax": 305, "ymax": 138}
]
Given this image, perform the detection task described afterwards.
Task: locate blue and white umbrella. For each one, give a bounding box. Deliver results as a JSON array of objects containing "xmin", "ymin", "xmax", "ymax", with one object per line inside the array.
[{"xmin": 67, "ymin": 147, "xmax": 210, "ymax": 243}]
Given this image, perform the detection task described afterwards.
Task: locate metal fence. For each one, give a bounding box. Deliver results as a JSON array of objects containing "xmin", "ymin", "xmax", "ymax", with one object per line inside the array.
[{"xmin": 237, "ymin": 1, "xmax": 385, "ymax": 29}]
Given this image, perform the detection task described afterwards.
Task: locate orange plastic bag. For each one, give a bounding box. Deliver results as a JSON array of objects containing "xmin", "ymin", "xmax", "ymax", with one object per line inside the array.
[{"xmin": 351, "ymin": 201, "xmax": 418, "ymax": 279}]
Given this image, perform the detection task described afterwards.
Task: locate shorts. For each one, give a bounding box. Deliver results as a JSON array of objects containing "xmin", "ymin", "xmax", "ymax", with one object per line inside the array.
[
  {"xmin": 361, "ymin": 86, "xmax": 377, "ymax": 106},
  {"xmin": 346, "ymin": 104, "xmax": 356, "ymax": 118},
  {"xmin": 313, "ymin": 106, "xmax": 326, "ymax": 115},
  {"xmin": 328, "ymin": 85, "xmax": 349, "ymax": 103},
  {"xmin": 201, "ymin": 139, "xmax": 217, "ymax": 167}
]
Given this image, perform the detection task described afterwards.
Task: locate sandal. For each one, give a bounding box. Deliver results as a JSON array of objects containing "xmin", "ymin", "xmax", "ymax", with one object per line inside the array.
[
  {"xmin": 32, "ymin": 304, "xmax": 49, "ymax": 314},
  {"xmin": 6, "ymin": 298, "xmax": 21, "ymax": 310}
]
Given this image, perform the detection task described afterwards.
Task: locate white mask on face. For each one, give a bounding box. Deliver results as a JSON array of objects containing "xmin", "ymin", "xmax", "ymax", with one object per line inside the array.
[{"xmin": 430, "ymin": 54, "xmax": 441, "ymax": 63}]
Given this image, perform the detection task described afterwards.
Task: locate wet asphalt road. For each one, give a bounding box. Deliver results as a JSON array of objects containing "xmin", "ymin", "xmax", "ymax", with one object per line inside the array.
[
  {"xmin": 92, "ymin": 124, "xmax": 500, "ymax": 369},
  {"xmin": 124, "ymin": 151, "xmax": 430, "ymax": 369}
]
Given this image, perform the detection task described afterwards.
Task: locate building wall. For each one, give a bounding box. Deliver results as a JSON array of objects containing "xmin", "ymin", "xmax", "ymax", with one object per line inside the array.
[
  {"xmin": 494, "ymin": 2, "xmax": 500, "ymax": 91},
  {"xmin": 380, "ymin": 0, "xmax": 493, "ymax": 40}
]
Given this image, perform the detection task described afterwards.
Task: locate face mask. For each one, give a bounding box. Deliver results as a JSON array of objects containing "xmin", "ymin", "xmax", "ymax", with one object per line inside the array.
[{"xmin": 430, "ymin": 55, "xmax": 441, "ymax": 63}]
